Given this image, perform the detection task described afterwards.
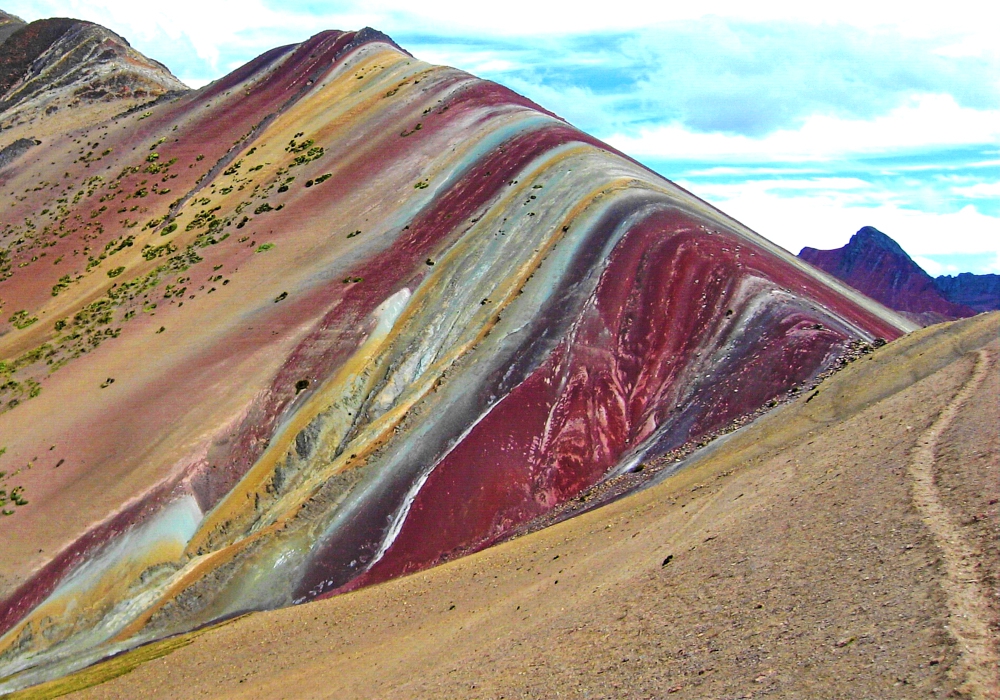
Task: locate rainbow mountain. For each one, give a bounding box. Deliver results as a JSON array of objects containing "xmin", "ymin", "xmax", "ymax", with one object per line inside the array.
[{"xmin": 0, "ymin": 23, "xmax": 912, "ymax": 690}]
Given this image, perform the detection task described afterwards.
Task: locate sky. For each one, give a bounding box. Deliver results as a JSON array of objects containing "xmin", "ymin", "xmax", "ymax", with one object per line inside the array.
[{"xmin": 8, "ymin": 1, "xmax": 999, "ymax": 274}]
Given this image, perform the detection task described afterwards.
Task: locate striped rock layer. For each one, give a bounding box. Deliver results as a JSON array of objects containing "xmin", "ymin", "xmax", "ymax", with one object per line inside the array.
[
  {"xmin": 0, "ymin": 29, "xmax": 911, "ymax": 690},
  {"xmin": 0, "ymin": 16, "xmax": 186, "ymax": 125}
]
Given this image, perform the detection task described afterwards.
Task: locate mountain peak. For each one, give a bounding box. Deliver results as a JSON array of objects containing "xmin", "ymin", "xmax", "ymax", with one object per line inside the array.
[
  {"xmin": 0, "ymin": 9, "xmax": 24, "ymax": 24},
  {"xmin": 0, "ymin": 15, "xmax": 187, "ymax": 129},
  {"xmin": 799, "ymin": 227, "xmax": 975, "ymax": 321},
  {"xmin": 851, "ymin": 226, "xmax": 909, "ymax": 258},
  {"xmin": 0, "ymin": 8, "xmax": 25, "ymax": 45}
]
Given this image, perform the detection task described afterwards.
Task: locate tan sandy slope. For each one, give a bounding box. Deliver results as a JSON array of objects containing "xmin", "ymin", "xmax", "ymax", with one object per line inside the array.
[{"xmin": 12, "ymin": 312, "xmax": 999, "ymax": 699}]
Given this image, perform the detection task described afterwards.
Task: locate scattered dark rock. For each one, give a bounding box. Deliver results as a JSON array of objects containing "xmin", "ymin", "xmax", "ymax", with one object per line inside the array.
[{"xmin": 0, "ymin": 137, "xmax": 35, "ymax": 170}]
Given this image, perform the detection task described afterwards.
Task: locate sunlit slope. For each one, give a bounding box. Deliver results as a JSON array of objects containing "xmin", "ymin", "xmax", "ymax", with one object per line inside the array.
[
  {"xmin": 21, "ymin": 314, "xmax": 1000, "ymax": 700},
  {"xmin": 0, "ymin": 28, "xmax": 911, "ymax": 690}
]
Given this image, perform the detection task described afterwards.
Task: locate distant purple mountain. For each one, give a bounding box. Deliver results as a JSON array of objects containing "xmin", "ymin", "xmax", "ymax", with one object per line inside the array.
[
  {"xmin": 799, "ymin": 227, "xmax": 976, "ymax": 322},
  {"xmin": 934, "ymin": 272, "xmax": 1000, "ymax": 313}
]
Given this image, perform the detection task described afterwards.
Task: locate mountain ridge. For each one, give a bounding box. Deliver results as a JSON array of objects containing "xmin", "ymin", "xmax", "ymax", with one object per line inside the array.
[
  {"xmin": 0, "ymin": 17, "xmax": 912, "ymax": 692},
  {"xmin": 799, "ymin": 226, "xmax": 978, "ymax": 323},
  {"xmin": 935, "ymin": 271, "xmax": 1000, "ymax": 314},
  {"xmin": 0, "ymin": 12, "xmax": 186, "ymax": 132},
  {"xmin": 0, "ymin": 10, "xmax": 24, "ymax": 46}
]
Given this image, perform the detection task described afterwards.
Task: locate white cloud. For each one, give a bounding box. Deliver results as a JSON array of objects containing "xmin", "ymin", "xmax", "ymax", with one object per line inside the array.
[
  {"xmin": 912, "ymin": 256, "xmax": 946, "ymax": 276},
  {"xmin": 607, "ymin": 94, "xmax": 1000, "ymax": 162},
  {"xmin": 310, "ymin": 0, "xmax": 996, "ymax": 45},
  {"xmin": 679, "ymin": 178, "xmax": 1000, "ymax": 267},
  {"xmin": 5, "ymin": 2, "xmax": 381, "ymax": 87},
  {"xmin": 924, "ymin": 253, "xmax": 1000, "ymax": 276},
  {"xmin": 952, "ymin": 182, "xmax": 1000, "ymax": 198},
  {"xmin": 884, "ymin": 159, "xmax": 1000, "ymax": 173},
  {"xmin": 15, "ymin": 0, "xmax": 259, "ymax": 67},
  {"xmin": 13, "ymin": 0, "xmax": 998, "ymax": 64},
  {"xmin": 409, "ymin": 49, "xmax": 524, "ymax": 77},
  {"xmin": 684, "ymin": 166, "xmax": 824, "ymax": 177}
]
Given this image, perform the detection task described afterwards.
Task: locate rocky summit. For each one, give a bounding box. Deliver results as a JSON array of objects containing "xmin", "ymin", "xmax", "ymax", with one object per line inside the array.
[
  {"xmin": 0, "ymin": 13, "xmax": 186, "ymax": 132},
  {"xmin": 800, "ymin": 226, "xmax": 999, "ymax": 324}
]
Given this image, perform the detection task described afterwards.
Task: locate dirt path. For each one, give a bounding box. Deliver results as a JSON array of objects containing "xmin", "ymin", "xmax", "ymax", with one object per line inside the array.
[{"xmin": 908, "ymin": 347, "xmax": 999, "ymax": 700}]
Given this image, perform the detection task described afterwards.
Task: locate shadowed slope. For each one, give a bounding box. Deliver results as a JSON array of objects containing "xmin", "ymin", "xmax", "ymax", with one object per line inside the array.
[
  {"xmin": 0, "ymin": 18, "xmax": 81, "ymax": 97},
  {"xmin": 935, "ymin": 273, "xmax": 1000, "ymax": 314}
]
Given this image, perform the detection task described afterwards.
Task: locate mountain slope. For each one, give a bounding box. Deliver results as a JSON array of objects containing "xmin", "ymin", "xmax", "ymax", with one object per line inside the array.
[
  {"xmin": 935, "ymin": 272, "xmax": 1000, "ymax": 313},
  {"xmin": 0, "ymin": 10, "xmax": 24, "ymax": 46},
  {"xmin": 0, "ymin": 25, "xmax": 910, "ymax": 692},
  {"xmin": 799, "ymin": 226, "xmax": 976, "ymax": 321},
  {"xmin": 0, "ymin": 15, "xmax": 186, "ymax": 129},
  {"xmin": 24, "ymin": 313, "xmax": 999, "ymax": 700}
]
